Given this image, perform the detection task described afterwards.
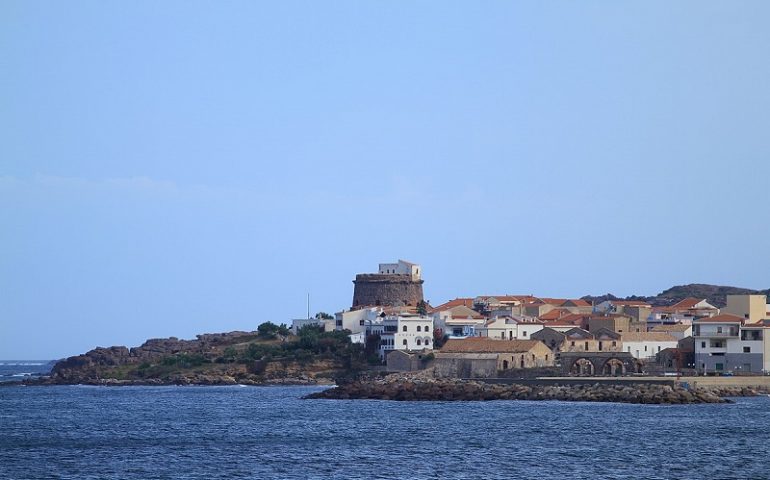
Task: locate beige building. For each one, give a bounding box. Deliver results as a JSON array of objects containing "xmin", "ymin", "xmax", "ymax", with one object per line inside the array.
[
  {"xmin": 588, "ymin": 314, "xmax": 643, "ymax": 334},
  {"xmin": 437, "ymin": 338, "xmax": 554, "ymax": 375},
  {"xmin": 722, "ymin": 294, "xmax": 768, "ymax": 324},
  {"xmin": 532, "ymin": 327, "xmax": 623, "ymax": 354},
  {"xmin": 650, "ymin": 324, "xmax": 692, "ymax": 340}
]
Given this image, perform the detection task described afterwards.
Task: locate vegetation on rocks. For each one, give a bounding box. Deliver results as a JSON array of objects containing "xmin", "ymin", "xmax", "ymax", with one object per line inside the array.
[{"xmin": 43, "ymin": 326, "xmax": 370, "ymax": 386}]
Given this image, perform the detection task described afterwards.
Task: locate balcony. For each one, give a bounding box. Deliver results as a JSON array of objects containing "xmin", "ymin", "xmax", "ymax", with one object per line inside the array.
[{"xmin": 693, "ymin": 331, "xmax": 738, "ymax": 338}]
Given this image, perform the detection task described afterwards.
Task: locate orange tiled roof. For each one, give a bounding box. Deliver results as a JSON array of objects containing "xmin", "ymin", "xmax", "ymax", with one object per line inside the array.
[
  {"xmin": 429, "ymin": 298, "xmax": 474, "ymax": 312},
  {"xmin": 441, "ymin": 338, "xmax": 543, "ymax": 354},
  {"xmin": 671, "ymin": 297, "xmax": 709, "ymax": 310},
  {"xmin": 538, "ymin": 309, "xmax": 569, "ymax": 321}
]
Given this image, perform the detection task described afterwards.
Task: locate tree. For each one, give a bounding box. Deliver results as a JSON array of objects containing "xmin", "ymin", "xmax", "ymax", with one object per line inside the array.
[
  {"xmin": 257, "ymin": 321, "xmax": 280, "ymax": 338},
  {"xmin": 416, "ymin": 300, "xmax": 428, "ymax": 316},
  {"xmin": 315, "ymin": 312, "xmax": 334, "ymax": 320}
]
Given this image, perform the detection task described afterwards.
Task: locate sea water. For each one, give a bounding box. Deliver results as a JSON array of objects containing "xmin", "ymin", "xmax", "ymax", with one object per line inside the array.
[
  {"xmin": 1, "ymin": 381, "xmax": 769, "ymax": 479},
  {"xmin": 0, "ymin": 361, "xmax": 54, "ymax": 384}
]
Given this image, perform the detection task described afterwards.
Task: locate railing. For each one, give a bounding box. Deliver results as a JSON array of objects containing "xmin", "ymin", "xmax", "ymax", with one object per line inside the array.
[{"xmin": 692, "ymin": 332, "xmax": 738, "ymax": 338}]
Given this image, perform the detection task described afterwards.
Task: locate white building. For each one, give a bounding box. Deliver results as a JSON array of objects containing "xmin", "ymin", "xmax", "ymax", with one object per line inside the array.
[
  {"xmin": 621, "ymin": 332, "xmax": 679, "ymax": 359},
  {"xmin": 693, "ymin": 314, "xmax": 770, "ymax": 374},
  {"xmin": 476, "ymin": 315, "xmax": 544, "ymax": 340},
  {"xmin": 365, "ymin": 313, "xmax": 434, "ymax": 359},
  {"xmin": 378, "ymin": 259, "xmax": 421, "ymax": 279},
  {"xmin": 647, "ymin": 297, "xmax": 719, "ymax": 328},
  {"xmin": 290, "ymin": 317, "xmax": 335, "ymax": 334},
  {"xmin": 432, "ymin": 305, "xmax": 487, "ymax": 339},
  {"xmin": 334, "ymin": 307, "xmax": 381, "ymax": 335}
]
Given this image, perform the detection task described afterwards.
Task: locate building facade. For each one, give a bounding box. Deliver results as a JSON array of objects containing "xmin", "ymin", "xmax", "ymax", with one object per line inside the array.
[
  {"xmin": 365, "ymin": 313, "xmax": 434, "ymax": 359},
  {"xmin": 693, "ymin": 314, "xmax": 770, "ymax": 374}
]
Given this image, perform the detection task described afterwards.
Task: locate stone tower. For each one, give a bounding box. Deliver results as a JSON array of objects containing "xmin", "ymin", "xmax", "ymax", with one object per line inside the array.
[{"xmin": 352, "ymin": 260, "xmax": 424, "ymax": 308}]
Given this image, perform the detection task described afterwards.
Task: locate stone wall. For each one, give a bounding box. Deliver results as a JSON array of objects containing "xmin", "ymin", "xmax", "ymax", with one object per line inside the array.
[{"xmin": 352, "ymin": 274, "xmax": 424, "ymax": 308}]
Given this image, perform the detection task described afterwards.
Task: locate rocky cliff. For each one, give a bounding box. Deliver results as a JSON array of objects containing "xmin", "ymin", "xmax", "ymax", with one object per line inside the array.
[{"xmin": 42, "ymin": 330, "xmax": 356, "ymax": 386}]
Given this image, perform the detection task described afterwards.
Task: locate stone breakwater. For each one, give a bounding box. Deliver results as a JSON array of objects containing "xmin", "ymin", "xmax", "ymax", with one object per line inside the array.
[{"xmin": 305, "ymin": 378, "xmax": 736, "ymax": 404}]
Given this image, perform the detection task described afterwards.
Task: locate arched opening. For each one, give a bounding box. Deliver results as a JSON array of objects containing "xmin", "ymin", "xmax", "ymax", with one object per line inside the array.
[
  {"xmin": 502, "ymin": 360, "xmax": 509, "ymax": 370},
  {"xmin": 416, "ymin": 325, "xmax": 422, "ymax": 332},
  {"xmin": 520, "ymin": 355, "xmax": 524, "ymax": 369},
  {"xmin": 402, "ymin": 339, "xmax": 407, "ymax": 346},
  {"xmin": 570, "ymin": 358, "xmax": 595, "ymax": 376},
  {"xmin": 602, "ymin": 358, "xmax": 625, "ymax": 376},
  {"xmin": 402, "ymin": 325, "xmax": 407, "ymax": 332}
]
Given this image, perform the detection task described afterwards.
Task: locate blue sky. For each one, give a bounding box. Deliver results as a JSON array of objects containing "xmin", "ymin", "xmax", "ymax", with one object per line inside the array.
[{"xmin": 2, "ymin": 1, "xmax": 769, "ymax": 359}]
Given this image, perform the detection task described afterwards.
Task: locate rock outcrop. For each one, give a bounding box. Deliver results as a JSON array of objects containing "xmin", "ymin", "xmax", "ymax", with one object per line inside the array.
[{"xmin": 305, "ymin": 375, "xmax": 732, "ymax": 404}]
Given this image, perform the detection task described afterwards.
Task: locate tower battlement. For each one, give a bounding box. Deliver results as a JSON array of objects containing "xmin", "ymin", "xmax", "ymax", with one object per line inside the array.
[{"xmin": 352, "ymin": 261, "xmax": 424, "ymax": 308}]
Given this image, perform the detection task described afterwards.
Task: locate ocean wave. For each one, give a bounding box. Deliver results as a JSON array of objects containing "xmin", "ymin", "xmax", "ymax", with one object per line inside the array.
[{"xmin": 0, "ymin": 362, "xmax": 46, "ymax": 366}]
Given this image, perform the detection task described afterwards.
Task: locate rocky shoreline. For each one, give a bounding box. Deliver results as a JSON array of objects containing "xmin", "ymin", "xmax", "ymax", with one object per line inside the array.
[
  {"xmin": 305, "ymin": 375, "xmax": 770, "ymax": 404},
  {"xmin": 7, "ymin": 374, "xmax": 333, "ymax": 387}
]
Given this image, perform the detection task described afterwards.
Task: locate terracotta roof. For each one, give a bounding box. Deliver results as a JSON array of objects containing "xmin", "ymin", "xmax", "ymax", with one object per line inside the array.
[
  {"xmin": 693, "ymin": 314, "xmax": 744, "ymax": 323},
  {"xmin": 441, "ymin": 338, "xmax": 543, "ymax": 354},
  {"xmin": 538, "ymin": 309, "xmax": 570, "ymax": 321},
  {"xmin": 441, "ymin": 305, "xmax": 486, "ymax": 320},
  {"xmin": 429, "ymin": 298, "xmax": 474, "ymax": 312},
  {"xmin": 621, "ymin": 332, "xmax": 678, "ymax": 342},
  {"xmin": 671, "ymin": 297, "xmax": 714, "ymax": 310},
  {"xmin": 651, "ymin": 324, "xmax": 692, "ymax": 332}
]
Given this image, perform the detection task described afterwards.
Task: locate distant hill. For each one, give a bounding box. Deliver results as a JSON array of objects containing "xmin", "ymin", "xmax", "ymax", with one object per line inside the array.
[{"xmin": 582, "ymin": 284, "xmax": 770, "ymax": 309}]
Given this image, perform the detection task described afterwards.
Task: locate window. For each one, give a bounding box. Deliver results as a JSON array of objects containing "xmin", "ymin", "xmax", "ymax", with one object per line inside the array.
[
  {"xmin": 402, "ymin": 325, "xmax": 407, "ymax": 332},
  {"xmin": 584, "ymin": 341, "xmax": 589, "ymax": 351},
  {"xmin": 402, "ymin": 339, "xmax": 407, "ymax": 346},
  {"xmin": 571, "ymin": 341, "xmax": 575, "ymax": 347},
  {"xmin": 359, "ymin": 319, "xmax": 365, "ymax": 326},
  {"xmin": 743, "ymin": 347, "xmax": 751, "ymax": 353},
  {"xmin": 416, "ymin": 339, "xmax": 422, "ymax": 346},
  {"xmin": 717, "ymin": 326, "xmax": 723, "ymax": 333},
  {"xmin": 425, "ymin": 338, "xmax": 430, "ymax": 345},
  {"xmin": 598, "ymin": 341, "xmax": 603, "ymax": 351},
  {"xmin": 416, "ymin": 325, "xmax": 421, "ymax": 332},
  {"xmin": 612, "ymin": 341, "xmax": 617, "ymax": 347},
  {"xmin": 657, "ymin": 346, "xmax": 661, "ymax": 352},
  {"xmin": 545, "ymin": 355, "xmax": 549, "ymax": 361},
  {"xmin": 701, "ymin": 342, "xmax": 706, "ymax": 348},
  {"xmin": 644, "ymin": 345, "xmax": 648, "ymax": 352}
]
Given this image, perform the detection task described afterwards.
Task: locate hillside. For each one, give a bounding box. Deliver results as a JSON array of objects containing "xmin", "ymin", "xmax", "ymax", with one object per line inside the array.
[
  {"xmin": 583, "ymin": 284, "xmax": 770, "ymax": 308},
  {"xmin": 41, "ymin": 324, "xmax": 374, "ymax": 386}
]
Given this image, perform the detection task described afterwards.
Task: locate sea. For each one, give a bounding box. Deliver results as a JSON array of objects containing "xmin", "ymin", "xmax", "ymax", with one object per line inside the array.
[
  {"xmin": 1, "ymin": 362, "xmax": 770, "ymax": 480},
  {"xmin": 0, "ymin": 361, "xmax": 55, "ymax": 384}
]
